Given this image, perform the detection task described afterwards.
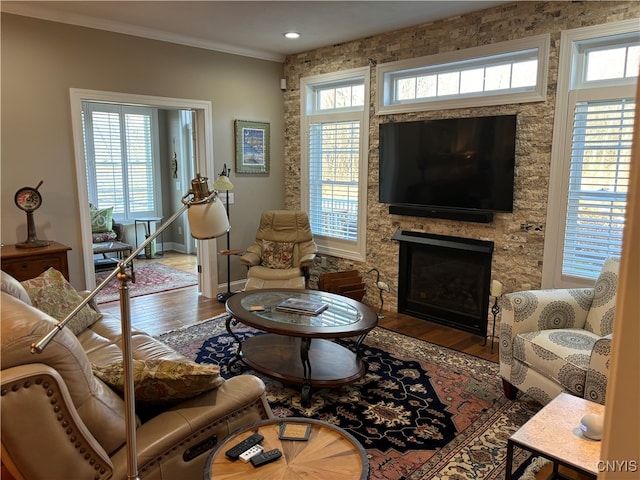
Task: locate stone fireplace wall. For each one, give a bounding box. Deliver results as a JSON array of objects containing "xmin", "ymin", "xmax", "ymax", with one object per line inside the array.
[{"xmin": 282, "ymin": 1, "xmax": 640, "ymax": 313}]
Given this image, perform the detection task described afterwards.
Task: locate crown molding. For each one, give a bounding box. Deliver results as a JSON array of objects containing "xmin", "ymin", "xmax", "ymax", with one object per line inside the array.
[{"xmin": 1, "ymin": 3, "xmax": 285, "ymax": 63}]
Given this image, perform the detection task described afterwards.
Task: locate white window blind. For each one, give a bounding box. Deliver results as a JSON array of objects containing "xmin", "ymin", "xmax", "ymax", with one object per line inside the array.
[
  {"xmin": 308, "ymin": 121, "xmax": 360, "ymax": 241},
  {"xmin": 82, "ymin": 102, "xmax": 158, "ymax": 219},
  {"xmin": 562, "ymin": 98, "xmax": 634, "ymax": 278},
  {"xmin": 124, "ymin": 112, "xmax": 154, "ymax": 214},
  {"xmin": 89, "ymin": 110, "xmax": 124, "ymax": 213}
]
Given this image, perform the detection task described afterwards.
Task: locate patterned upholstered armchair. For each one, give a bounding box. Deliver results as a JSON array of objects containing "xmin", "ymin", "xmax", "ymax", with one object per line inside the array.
[{"xmin": 499, "ymin": 257, "xmax": 619, "ymax": 406}]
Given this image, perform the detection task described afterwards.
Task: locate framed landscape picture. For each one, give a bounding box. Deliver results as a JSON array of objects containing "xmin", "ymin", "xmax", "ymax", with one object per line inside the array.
[{"xmin": 235, "ymin": 120, "xmax": 270, "ymax": 174}]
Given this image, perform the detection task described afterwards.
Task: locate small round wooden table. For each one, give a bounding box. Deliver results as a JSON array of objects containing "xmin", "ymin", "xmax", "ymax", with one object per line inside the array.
[{"xmin": 204, "ymin": 417, "xmax": 369, "ymax": 480}]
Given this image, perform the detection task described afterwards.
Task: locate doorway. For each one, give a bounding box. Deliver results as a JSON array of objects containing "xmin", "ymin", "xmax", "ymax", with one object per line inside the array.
[{"xmin": 69, "ymin": 88, "xmax": 222, "ymax": 299}]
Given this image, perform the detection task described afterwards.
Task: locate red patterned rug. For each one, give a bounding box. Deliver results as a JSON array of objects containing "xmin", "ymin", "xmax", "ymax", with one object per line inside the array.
[
  {"xmin": 158, "ymin": 315, "xmax": 542, "ymax": 479},
  {"xmin": 95, "ymin": 262, "xmax": 197, "ymax": 303}
]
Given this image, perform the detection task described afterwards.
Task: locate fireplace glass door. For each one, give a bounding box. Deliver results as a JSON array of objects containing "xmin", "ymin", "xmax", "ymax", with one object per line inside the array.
[{"xmin": 395, "ymin": 230, "xmax": 493, "ymax": 336}]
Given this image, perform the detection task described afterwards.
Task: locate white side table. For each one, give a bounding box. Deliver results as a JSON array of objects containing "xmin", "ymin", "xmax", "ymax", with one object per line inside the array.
[{"xmin": 505, "ymin": 392, "xmax": 603, "ymax": 479}]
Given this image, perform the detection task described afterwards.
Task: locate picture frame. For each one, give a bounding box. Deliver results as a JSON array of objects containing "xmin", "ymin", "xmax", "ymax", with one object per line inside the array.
[{"xmin": 234, "ymin": 120, "xmax": 270, "ymax": 174}]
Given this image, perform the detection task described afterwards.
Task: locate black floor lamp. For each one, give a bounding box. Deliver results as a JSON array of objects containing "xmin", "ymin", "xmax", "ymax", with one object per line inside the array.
[{"xmin": 213, "ymin": 164, "xmax": 237, "ymax": 303}]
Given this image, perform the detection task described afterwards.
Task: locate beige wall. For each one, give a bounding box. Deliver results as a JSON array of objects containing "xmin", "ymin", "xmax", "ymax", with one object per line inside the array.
[
  {"xmin": 283, "ymin": 0, "xmax": 640, "ymax": 311},
  {"xmin": 1, "ymin": 13, "xmax": 285, "ymax": 288}
]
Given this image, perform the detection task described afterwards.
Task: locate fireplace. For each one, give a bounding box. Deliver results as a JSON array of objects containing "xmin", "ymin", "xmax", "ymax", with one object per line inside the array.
[{"xmin": 392, "ymin": 230, "xmax": 494, "ymax": 336}]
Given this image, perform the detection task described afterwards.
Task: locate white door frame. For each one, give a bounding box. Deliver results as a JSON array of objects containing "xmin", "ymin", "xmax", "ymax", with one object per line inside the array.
[{"xmin": 69, "ymin": 88, "xmax": 221, "ymax": 299}]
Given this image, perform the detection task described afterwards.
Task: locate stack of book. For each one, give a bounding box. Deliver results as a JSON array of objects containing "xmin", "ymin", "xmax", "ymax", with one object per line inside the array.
[{"xmin": 275, "ymin": 297, "xmax": 329, "ymax": 315}]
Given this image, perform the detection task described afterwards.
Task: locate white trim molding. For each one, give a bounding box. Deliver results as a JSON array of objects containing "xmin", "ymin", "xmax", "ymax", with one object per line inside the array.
[{"xmin": 69, "ymin": 88, "xmax": 222, "ymax": 298}]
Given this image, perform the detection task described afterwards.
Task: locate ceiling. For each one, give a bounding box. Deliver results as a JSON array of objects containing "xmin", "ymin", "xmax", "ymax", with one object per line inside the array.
[{"xmin": 1, "ymin": 1, "xmax": 510, "ymax": 62}]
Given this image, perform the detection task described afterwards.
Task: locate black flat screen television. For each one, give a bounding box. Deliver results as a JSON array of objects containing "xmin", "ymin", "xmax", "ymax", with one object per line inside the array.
[{"xmin": 379, "ymin": 115, "xmax": 516, "ymax": 219}]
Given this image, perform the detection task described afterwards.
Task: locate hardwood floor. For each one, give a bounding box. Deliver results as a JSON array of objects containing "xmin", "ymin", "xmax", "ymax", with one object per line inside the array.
[{"xmin": 99, "ymin": 251, "xmax": 500, "ymax": 363}]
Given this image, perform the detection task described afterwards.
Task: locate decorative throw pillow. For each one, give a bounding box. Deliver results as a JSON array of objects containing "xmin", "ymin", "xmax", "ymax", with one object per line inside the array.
[
  {"xmin": 92, "ymin": 359, "xmax": 225, "ymax": 404},
  {"xmin": 261, "ymin": 240, "xmax": 295, "ymax": 269},
  {"xmin": 92, "ymin": 230, "xmax": 118, "ymax": 243},
  {"xmin": 91, "ymin": 206, "xmax": 114, "ymax": 233},
  {"xmin": 21, "ymin": 267, "xmax": 102, "ymax": 335}
]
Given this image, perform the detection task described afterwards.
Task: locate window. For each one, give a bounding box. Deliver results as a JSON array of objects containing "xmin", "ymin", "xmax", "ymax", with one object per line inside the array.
[
  {"xmin": 82, "ymin": 102, "xmax": 160, "ymax": 219},
  {"xmin": 563, "ymin": 97, "xmax": 634, "ymax": 278},
  {"xmin": 377, "ymin": 34, "xmax": 549, "ymax": 114},
  {"xmin": 543, "ymin": 20, "xmax": 639, "ymax": 287},
  {"xmin": 574, "ymin": 34, "xmax": 640, "ymax": 88},
  {"xmin": 301, "ymin": 68, "xmax": 369, "ymax": 261}
]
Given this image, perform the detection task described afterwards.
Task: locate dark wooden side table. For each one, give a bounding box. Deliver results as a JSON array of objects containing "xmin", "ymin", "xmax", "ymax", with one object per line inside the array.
[
  {"xmin": 204, "ymin": 417, "xmax": 369, "ymax": 480},
  {"xmin": 1, "ymin": 241, "xmax": 71, "ymax": 281},
  {"xmin": 92, "ymin": 241, "xmax": 134, "ymax": 272}
]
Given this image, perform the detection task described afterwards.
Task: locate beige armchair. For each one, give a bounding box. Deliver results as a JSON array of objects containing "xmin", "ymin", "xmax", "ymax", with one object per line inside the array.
[
  {"xmin": 240, "ymin": 210, "xmax": 317, "ymax": 290},
  {"xmin": 499, "ymin": 257, "xmax": 619, "ymax": 406}
]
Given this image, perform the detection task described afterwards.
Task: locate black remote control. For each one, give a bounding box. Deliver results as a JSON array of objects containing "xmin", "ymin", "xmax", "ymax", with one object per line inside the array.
[
  {"xmin": 250, "ymin": 448, "xmax": 282, "ymax": 467},
  {"xmin": 224, "ymin": 432, "xmax": 264, "ymax": 460}
]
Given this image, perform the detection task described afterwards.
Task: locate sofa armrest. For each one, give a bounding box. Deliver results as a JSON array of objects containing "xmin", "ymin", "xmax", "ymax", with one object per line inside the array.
[
  {"xmin": 112, "ymin": 222, "xmax": 125, "ymax": 242},
  {"xmin": 110, "ymin": 374, "xmax": 272, "ymax": 480},
  {"xmin": 502, "ymin": 288, "xmax": 594, "ymax": 336},
  {"xmin": 585, "ymin": 333, "xmax": 612, "ymax": 405},
  {"xmin": 1, "ymin": 364, "xmax": 113, "ymax": 480}
]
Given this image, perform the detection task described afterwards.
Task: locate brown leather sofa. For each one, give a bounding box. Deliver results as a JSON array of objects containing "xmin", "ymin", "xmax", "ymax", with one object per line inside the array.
[{"xmin": 1, "ymin": 272, "xmax": 273, "ymax": 480}]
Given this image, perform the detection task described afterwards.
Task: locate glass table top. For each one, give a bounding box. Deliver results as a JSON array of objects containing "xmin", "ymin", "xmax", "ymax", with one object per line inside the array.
[{"xmin": 239, "ymin": 290, "xmax": 363, "ymax": 328}]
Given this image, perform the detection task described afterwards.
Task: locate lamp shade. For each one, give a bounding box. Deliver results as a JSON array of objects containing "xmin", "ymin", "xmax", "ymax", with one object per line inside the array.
[
  {"xmin": 213, "ymin": 174, "xmax": 234, "ymax": 191},
  {"xmin": 188, "ymin": 198, "xmax": 230, "ymax": 239}
]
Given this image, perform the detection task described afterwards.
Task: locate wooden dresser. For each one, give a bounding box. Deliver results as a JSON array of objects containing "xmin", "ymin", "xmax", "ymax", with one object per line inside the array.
[{"xmin": 1, "ymin": 241, "xmax": 71, "ymax": 281}]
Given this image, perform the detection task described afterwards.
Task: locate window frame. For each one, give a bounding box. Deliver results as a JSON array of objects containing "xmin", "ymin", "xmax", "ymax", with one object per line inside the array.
[
  {"xmin": 82, "ymin": 102, "xmax": 162, "ymax": 221},
  {"xmin": 573, "ymin": 33, "xmax": 640, "ymax": 89},
  {"xmin": 300, "ymin": 67, "xmax": 370, "ymax": 262},
  {"xmin": 376, "ymin": 34, "xmax": 550, "ymax": 114},
  {"xmin": 543, "ymin": 19, "xmax": 639, "ymax": 288}
]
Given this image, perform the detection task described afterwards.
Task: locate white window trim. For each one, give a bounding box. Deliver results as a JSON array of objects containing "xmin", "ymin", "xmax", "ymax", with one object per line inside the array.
[
  {"xmin": 300, "ymin": 67, "xmax": 370, "ymax": 262},
  {"xmin": 542, "ymin": 19, "xmax": 639, "ymax": 289},
  {"xmin": 69, "ymin": 88, "xmax": 221, "ymax": 299},
  {"xmin": 376, "ymin": 34, "xmax": 550, "ymax": 114}
]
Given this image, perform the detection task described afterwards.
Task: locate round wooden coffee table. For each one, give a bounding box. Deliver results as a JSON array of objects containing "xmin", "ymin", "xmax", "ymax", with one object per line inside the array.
[
  {"xmin": 225, "ymin": 289, "xmax": 378, "ymax": 406},
  {"xmin": 204, "ymin": 417, "xmax": 369, "ymax": 480}
]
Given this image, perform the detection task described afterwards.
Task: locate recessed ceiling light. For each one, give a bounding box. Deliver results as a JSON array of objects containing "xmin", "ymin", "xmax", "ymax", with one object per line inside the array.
[{"xmin": 284, "ymin": 32, "xmax": 300, "ymax": 39}]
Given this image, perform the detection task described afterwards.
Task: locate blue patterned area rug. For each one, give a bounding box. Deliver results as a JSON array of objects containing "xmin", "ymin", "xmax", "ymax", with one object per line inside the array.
[{"xmin": 158, "ymin": 315, "xmax": 541, "ymax": 480}]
